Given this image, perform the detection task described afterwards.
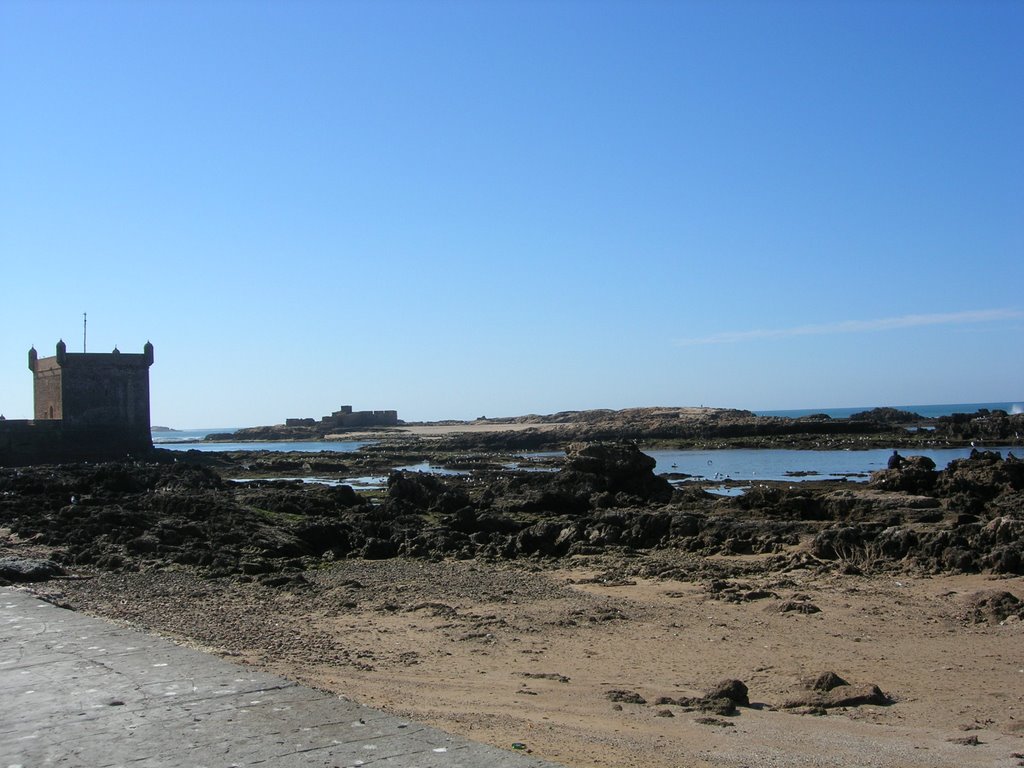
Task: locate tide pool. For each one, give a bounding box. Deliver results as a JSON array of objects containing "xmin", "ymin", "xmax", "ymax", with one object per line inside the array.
[{"xmin": 647, "ymin": 446, "xmax": 1021, "ymax": 482}]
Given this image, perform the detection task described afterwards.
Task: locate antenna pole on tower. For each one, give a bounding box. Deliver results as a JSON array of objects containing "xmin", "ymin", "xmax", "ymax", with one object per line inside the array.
[{"xmin": 83, "ymin": 313, "xmax": 87, "ymax": 353}]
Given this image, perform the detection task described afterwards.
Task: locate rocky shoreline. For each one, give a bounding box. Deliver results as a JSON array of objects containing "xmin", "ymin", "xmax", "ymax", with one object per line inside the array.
[
  {"xmin": 2, "ymin": 439, "xmax": 1022, "ymax": 585},
  {"xmin": 3, "ymin": 414, "xmax": 1023, "ymax": 767}
]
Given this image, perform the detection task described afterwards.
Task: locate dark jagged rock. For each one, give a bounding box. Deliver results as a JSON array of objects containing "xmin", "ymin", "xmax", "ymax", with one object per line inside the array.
[
  {"xmin": 932, "ymin": 410, "xmax": 1024, "ymax": 442},
  {"xmin": 0, "ymin": 556, "xmax": 65, "ymax": 583},
  {"xmin": 936, "ymin": 450, "xmax": 1024, "ymax": 499},
  {"xmin": 516, "ymin": 521, "xmax": 572, "ymax": 557},
  {"xmin": 821, "ymin": 488, "xmax": 941, "ymax": 522},
  {"xmin": 482, "ymin": 442, "xmax": 674, "ymax": 517},
  {"xmin": 655, "ymin": 696, "xmax": 737, "ymax": 715},
  {"xmin": 773, "ymin": 599, "xmax": 821, "ymax": 614},
  {"xmin": 810, "ymin": 525, "xmax": 870, "ymax": 560},
  {"xmin": 1, "ymin": 441, "xmax": 1022, "ymax": 581},
  {"xmin": 606, "ymin": 689, "xmax": 646, "ymax": 704},
  {"xmin": 387, "ymin": 471, "xmax": 446, "ymax": 507},
  {"xmin": 562, "ymin": 442, "xmax": 674, "ymax": 504},
  {"xmin": 868, "ymin": 455, "xmax": 938, "ymax": 494},
  {"xmin": 849, "ymin": 407, "xmax": 923, "ymax": 423},
  {"xmin": 655, "ymin": 680, "xmax": 748, "ymax": 716},
  {"xmin": 962, "ymin": 593, "xmax": 1019, "ymax": 626},
  {"xmin": 811, "ymin": 672, "xmax": 849, "ymax": 692},
  {"xmin": 960, "ymin": 590, "xmax": 1024, "ymax": 624},
  {"xmin": 736, "ymin": 485, "xmax": 828, "ymax": 520},
  {"xmin": 782, "ymin": 683, "xmax": 889, "ymax": 709},
  {"xmin": 706, "ymin": 679, "xmax": 749, "ymax": 707}
]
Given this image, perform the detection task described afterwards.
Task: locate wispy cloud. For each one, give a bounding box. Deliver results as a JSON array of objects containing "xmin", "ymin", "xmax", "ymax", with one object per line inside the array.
[{"xmin": 674, "ymin": 308, "xmax": 1024, "ymax": 347}]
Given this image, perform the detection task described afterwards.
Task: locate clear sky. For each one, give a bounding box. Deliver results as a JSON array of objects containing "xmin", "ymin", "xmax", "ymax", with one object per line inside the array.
[{"xmin": 2, "ymin": 0, "xmax": 1021, "ymax": 427}]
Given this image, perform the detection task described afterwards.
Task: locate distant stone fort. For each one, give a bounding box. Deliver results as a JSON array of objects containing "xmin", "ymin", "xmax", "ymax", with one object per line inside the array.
[
  {"xmin": 286, "ymin": 405, "xmax": 398, "ymax": 429},
  {"xmin": 0, "ymin": 340, "xmax": 154, "ymax": 465}
]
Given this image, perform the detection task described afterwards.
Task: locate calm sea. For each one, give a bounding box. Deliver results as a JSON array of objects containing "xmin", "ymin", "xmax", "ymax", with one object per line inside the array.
[
  {"xmin": 152, "ymin": 428, "xmax": 239, "ymax": 444},
  {"xmin": 152, "ymin": 428, "xmax": 372, "ymax": 453}
]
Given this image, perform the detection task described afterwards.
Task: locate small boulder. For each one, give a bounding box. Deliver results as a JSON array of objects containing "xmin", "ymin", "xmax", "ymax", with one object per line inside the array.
[
  {"xmin": 773, "ymin": 599, "xmax": 821, "ymax": 614},
  {"xmin": 811, "ymin": 671, "xmax": 849, "ymax": 692},
  {"xmin": 960, "ymin": 590, "xmax": 1024, "ymax": 625},
  {"xmin": 782, "ymin": 683, "xmax": 889, "ymax": 710},
  {"xmin": 0, "ymin": 557, "xmax": 65, "ymax": 583},
  {"xmin": 706, "ymin": 679, "xmax": 749, "ymax": 707},
  {"xmin": 606, "ymin": 689, "xmax": 646, "ymax": 704},
  {"xmin": 693, "ymin": 716, "xmax": 736, "ymax": 727},
  {"xmin": 868, "ymin": 457, "xmax": 937, "ymax": 493},
  {"xmin": 563, "ymin": 442, "xmax": 673, "ymax": 502}
]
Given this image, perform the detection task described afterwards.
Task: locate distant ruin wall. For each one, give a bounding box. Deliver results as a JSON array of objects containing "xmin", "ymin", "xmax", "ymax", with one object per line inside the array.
[
  {"xmin": 290, "ymin": 407, "xmax": 399, "ymax": 430},
  {"xmin": 333, "ymin": 409, "xmax": 399, "ymax": 428}
]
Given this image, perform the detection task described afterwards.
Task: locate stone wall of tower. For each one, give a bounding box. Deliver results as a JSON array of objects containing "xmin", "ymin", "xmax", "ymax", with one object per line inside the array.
[
  {"xmin": 0, "ymin": 420, "xmax": 152, "ymax": 466},
  {"xmin": 29, "ymin": 342, "xmax": 153, "ymax": 432},
  {"xmin": 32, "ymin": 356, "xmax": 63, "ymax": 420},
  {"xmin": 56, "ymin": 353, "xmax": 152, "ymax": 428}
]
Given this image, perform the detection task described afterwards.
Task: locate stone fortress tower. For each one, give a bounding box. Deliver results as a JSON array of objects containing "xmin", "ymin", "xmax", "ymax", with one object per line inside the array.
[
  {"xmin": 29, "ymin": 340, "xmax": 154, "ymax": 431},
  {"xmin": 1, "ymin": 340, "xmax": 155, "ymax": 465}
]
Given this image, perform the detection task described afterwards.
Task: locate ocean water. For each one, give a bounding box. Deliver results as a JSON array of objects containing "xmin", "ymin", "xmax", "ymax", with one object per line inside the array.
[
  {"xmin": 152, "ymin": 428, "xmax": 240, "ymax": 444},
  {"xmin": 647, "ymin": 446, "xmax": 1022, "ymax": 484},
  {"xmin": 159, "ymin": 438, "xmax": 371, "ymax": 453},
  {"xmin": 755, "ymin": 401, "xmax": 1022, "ymax": 419},
  {"xmin": 152, "ymin": 428, "xmax": 369, "ymax": 452}
]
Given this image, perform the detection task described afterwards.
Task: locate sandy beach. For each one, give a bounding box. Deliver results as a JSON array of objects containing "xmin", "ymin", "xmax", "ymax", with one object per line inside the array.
[{"xmin": 41, "ymin": 553, "xmax": 1024, "ymax": 768}]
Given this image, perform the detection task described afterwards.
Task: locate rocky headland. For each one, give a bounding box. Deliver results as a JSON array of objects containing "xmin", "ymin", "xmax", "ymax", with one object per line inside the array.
[{"xmin": 205, "ymin": 405, "xmax": 1024, "ymax": 451}]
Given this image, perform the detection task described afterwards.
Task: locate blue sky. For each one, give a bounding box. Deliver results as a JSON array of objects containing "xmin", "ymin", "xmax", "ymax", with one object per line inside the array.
[{"xmin": 2, "ymin": 0, "xmax": 1021, "ymax": 427}]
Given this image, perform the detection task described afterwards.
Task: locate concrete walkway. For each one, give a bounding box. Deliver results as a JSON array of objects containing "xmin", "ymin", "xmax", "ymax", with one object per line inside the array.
[{"xmin": 0, "ymin": 588, "xmax": 564, "ymax": 767}]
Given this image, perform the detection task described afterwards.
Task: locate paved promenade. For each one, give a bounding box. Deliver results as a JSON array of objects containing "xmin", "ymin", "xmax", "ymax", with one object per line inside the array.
[{"xmin": 1, "ymin": 588, "xmax": 563, "ymax": 767}]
